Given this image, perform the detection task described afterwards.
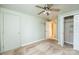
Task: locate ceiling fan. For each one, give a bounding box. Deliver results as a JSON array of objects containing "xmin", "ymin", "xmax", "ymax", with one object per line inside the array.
[{"xmin": 35, "ymin": 4, "xmax": 60, "ymax": 16}]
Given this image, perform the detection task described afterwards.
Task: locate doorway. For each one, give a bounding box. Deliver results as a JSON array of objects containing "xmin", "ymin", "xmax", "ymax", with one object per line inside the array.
[
  {"xmin": 45, "ymin": 19, "xmax": 57, "ymax": 40},
  {"xmin": 64, "ymin": 16, "xmax": 74, "ymax": 47}
]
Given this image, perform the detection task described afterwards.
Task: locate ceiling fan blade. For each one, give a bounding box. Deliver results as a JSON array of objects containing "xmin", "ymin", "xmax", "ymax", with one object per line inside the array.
[
  {"xmin": 36, "ymin": 5, "xmax": 44, "ymax": 9},
  {"xmin": 49, "ymin": 8, "xmax": 60, "ymax": 11},
  {"xmin": 38, "ymin": 10, "xmax": 45, "ymax": 15}
]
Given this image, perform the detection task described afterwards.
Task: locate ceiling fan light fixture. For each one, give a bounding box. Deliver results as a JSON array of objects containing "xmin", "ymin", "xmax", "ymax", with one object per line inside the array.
[
  {"xmin": 36, "ymin": 4, "xmax": 60, "ymax": 16},
  {"xmin": 43, "ymin": 10, "xmax": 51, "ymax": 15}
]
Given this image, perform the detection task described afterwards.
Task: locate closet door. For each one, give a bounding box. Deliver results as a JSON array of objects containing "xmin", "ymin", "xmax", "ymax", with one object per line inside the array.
[{"xmin": 3, "ymin": 12, "xmax": 20, "ymax": 51}]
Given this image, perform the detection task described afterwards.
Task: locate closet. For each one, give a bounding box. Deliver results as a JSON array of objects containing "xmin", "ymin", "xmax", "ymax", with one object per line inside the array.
[
  {"xmin": 64, "ymin": 16, "xmax": 73, "ymax": 45},
  {"xmin": 3, "ymin": 12, "xmax": 21, "ymax": 51},
  {"xmin": 0, "ymin": 9, "xmax": 21, "ymax": 52},
  {"xmin": 58, "ymin": 13, "xmax": 79, "ymax": 50}
]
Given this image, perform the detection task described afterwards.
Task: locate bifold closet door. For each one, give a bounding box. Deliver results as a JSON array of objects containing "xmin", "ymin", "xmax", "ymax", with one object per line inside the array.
[{"xmin": 3, "ymin": 12, "xmax": 20, "ymax": 51}]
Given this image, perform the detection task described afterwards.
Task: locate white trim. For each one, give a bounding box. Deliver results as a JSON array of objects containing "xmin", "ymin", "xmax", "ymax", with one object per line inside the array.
[
  {"xmin": 58, "ymin": 10, "xmax": 79, "ymax": 48},
  {"xmin": 58, "ymin": 42, "xmax": 60, "ymax": 45},
  {"xmin": 21, "ymin": 39, "xmax": 46, "ymax": 47},
  {"xmin": 64, "ymin": 41, "xmax": 73, "ymax": 45},
  {"xmin": 74, "ymin": 45, "xmax": 79, "ymax": 51},
  {"xmin": 60, "ymin": 10, "xmax": 79, "ymax": 17}
]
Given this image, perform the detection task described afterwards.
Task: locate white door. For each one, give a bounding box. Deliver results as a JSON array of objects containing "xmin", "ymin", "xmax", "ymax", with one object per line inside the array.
[
  {"xmin": 74, "ymin": 15, "xmax": 79, "ymax": 50},
  {"xmin": 3, "ymin": 12, "xmax": 20, "ymax": 51}
]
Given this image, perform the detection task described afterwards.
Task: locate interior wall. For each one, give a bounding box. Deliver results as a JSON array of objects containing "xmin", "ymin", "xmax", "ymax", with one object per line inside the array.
[
  {"xmin": 21, "ymin": 14, "xmax": 45, "ymax": 45},
  {"xmin": 0, "ymin": 8, "xmax": 1, "ymax": 51},
  {"xmin": 57, "ymin": 15, "xmax": 64, "ymax": 46},
  {"xmin": 0, "ymin": 7, "xmax": 45, "ymax": 52}
]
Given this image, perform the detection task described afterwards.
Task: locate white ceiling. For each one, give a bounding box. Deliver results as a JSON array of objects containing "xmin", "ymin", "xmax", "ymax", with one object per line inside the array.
[{"xmin": 0, "ymin": 4, "xmax": 79, "ymax": 19}]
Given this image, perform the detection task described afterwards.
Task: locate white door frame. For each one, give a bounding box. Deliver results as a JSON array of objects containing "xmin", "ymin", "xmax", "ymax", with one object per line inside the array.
[
  {"xmin": 64, "ymin": 16, "xmax": 74, "ymax": 45},
  {"xmin": 57, "ymin": 16, "xmax": 64, "ymax": 47},
  {"xmin": 45, "ymin": 21, "xmax": 50, "ymax": 39},
  {"xmin": 58, "ymin": 10, "xmax": 79, "ymax": 50}
]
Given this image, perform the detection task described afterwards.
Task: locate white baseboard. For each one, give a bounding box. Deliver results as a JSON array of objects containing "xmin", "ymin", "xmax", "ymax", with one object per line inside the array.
[
  {"xmin": 64, "ymin": 41, "xmax": 73, "ymax": 45},
  {"xmin": 74, "ymin": 46, "xmax": 79, "ymax": 51},
  {"xmin": 58, "ymin": 42, "xmax": 60, "ymax": 45},
  {"xmin": 21, "ymin": 39, "xmax": 46, "ymax": 47},
  {"xmin": 0, "ymin": 39, "xmax": 46, "ymax": 53}
]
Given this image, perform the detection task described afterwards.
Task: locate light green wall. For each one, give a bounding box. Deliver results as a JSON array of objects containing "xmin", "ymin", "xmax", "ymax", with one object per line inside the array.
[
  {"xmin": 0, "ymin": 7, "xmax": 46, "ymax": 52},
  {"xmin": 20, "ymin": 14, "xmax": 45, "ymax": 45},
  {"xmin": 0, "ymin": 8, "xmax": 1, "ymax": 51}
]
